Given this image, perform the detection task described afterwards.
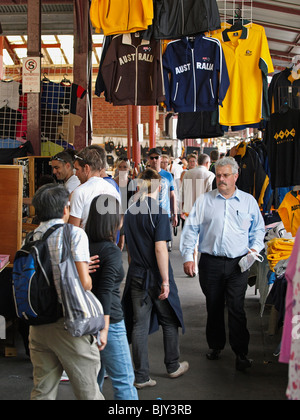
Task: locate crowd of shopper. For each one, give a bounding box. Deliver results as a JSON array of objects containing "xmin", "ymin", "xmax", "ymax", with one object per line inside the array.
[{"xmin": 27, "ymin": 144, "xmax": 266, "ymax": 400}]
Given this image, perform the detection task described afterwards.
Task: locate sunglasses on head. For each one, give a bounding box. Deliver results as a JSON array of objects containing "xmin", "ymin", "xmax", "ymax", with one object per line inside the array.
[
  {"xmin": 149, "ymin": 156, "xmax": 160, "ymax": 160},
  {"xmin": 50, "ymin": 155, "xmax": 67, "ymax": 163}
]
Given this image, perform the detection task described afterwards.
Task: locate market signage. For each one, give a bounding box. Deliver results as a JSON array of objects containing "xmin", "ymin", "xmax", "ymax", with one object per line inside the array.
[{"xmin": 22, "ymin": 57, "xmax": 41, "ymax": 93}]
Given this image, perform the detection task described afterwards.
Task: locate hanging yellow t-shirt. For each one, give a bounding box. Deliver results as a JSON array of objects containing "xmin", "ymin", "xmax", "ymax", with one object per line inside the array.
[
  {"xmin": 90, "ymin": 0, "xmax": 154, "ymax": 35},
  {"xmin": 212, "ymin": 24, "xmax": 274, "ymax": 127}
]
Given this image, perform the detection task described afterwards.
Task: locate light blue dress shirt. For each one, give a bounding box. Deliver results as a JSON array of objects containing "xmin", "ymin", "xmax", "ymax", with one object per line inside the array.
[{"xmin": 180, "ymin": 188, "xmax": 265, "ymax": 263}]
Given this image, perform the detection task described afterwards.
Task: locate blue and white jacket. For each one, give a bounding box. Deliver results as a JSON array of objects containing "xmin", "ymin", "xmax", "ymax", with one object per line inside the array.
[{"xmin": 163, "ymin": 34, "xmax": 230, "ymax": 113}]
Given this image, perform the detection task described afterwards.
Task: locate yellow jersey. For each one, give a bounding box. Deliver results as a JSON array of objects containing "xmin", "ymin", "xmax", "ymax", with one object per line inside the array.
[
  {"xmin": 278, "ymin": 191, "xmax": 300, "ymax": 237},
  {"xmin": 90, "ymin": 0, "xmax": 154, "ymax": 35},
  {"xmin": 212, "ymin": 23, "xmax": 274, "ymax": 127}
]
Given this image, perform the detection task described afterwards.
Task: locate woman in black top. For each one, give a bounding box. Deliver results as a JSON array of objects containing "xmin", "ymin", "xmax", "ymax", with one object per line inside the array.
[{"xmin": 86, "ymin": 195, "xmax": 138, "ymax": 400}]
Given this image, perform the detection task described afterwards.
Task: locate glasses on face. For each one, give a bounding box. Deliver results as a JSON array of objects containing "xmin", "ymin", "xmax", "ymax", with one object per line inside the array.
[
  {"xmin": 149, "ymin": 156, "xmax": 160, "ymax": 160},
  {"xmin": 216, "ymin": 173, "xmax": 234, "ymax": 179}
]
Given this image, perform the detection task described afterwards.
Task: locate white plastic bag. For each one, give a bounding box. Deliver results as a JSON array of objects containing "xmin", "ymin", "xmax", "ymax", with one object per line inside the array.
[{"xmin": 239, "ymin": 248, "xmax": 264, "ymax": 273}]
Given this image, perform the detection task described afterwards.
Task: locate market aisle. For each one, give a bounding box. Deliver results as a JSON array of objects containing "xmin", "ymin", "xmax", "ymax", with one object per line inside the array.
[{"xmin": 0, "ymin": 231, "xmax": 289, "ymax": 400}]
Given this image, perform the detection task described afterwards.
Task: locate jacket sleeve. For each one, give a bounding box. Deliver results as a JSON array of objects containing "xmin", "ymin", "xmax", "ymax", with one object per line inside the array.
[
  {"xmin": 156, "ymin": 40, "xmax": 166, "ymax": 103},
  {"xmin": 216, "ymin": 41, "xmax": 230, "ymax": 107},
  {"xmin": 162, "ymin": 45, "xmax": 173, "ymax": 111},
  {"xmin": 101, "ymin": 39, "xmax": 118, "ymax": 104}
]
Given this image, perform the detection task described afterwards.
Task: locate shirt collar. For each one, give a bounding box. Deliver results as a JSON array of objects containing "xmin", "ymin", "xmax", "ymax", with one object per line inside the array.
[
  {"xmin": 122, "ymin": 33, "xmax": 150, "ymax": 46},
  {"xmin": 222, "ymin": 26, "xmax": 248, "ymax": 42},
  {"xmin": 216, "ymin": 187, "xmax": 241, "ymax": 201}
]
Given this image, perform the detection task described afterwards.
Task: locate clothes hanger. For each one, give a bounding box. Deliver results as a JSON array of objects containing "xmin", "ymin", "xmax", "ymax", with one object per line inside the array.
[
  {"xmin": 227, "ymin": 8, "xmax": 243, "ymax": 32},
  {"xmin": 42, "ymin": 73, "xmax": 50, "ymax": 83},
  {"xmin": 60, "ymin": 74, "xmax": 72, "ymax": 86}
]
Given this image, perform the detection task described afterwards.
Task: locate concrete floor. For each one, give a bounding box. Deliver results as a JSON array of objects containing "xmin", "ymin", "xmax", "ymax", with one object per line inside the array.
[{"xmin": 0, "ymin": 232, "xmax": 289, "ymax": 400}]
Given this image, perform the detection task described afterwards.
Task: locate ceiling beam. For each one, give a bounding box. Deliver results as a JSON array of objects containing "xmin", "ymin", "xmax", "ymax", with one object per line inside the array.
[{"xmin": 252, "ymin": 1, "xmax": 300, "ymax": 15}]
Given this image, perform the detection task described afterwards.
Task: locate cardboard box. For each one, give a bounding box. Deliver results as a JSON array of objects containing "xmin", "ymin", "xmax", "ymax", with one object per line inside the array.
[{"xmin": 0, "ymin": 255, "xmax": 9, "ymax": 270}]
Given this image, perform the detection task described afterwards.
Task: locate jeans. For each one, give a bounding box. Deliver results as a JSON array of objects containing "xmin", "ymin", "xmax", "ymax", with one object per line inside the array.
[
  {"xmin": 130, "ymin": 277, "xmax": 180, "ymax": 383},
  {"xmin": 199, "ymin": 253, "xmax": 250, "ymax": 355},
  {"xmin": 98, "ymin": 320, "xmax": 138, "ymax": 400}
]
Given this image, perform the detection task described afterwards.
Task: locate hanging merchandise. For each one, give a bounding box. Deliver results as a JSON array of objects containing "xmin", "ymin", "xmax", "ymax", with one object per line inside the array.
[
  {"xmin": 153, "ymin": 0, "xmax": 221, "ymax": 39},
  {"xmin": 233, "ymin": 141, "xmax": 269, "ymax": 207},
  {"xmin": 264, "ymin": 108, "xmax": 300, "ymax": 189},
  {"xmin": 176, "ymin": 110, "xmax": 224, "ymax": 139},
  {"xmin": 268, "ymin": 67, "xmax": 300, "ymax": 113},
  {"xmin": 0, "ymin": 80, "xmax": 21, "ymax": 111},
  {"xmin": 278, "ymin": 190, "xmax": 300, "ymax": 238},
  {"xmin": 90, "ymin": 0, "xmax": 154, "ymax": 36},
  {"xmin": 162, "ymin": 34, "xmax": 230, "ymax": 113},
  {"xmin": 212, "ymin": 22, "xmax": 274, "ymax": 128},
  {"xmin": 101, "ymin": 33, "xmax": 165, "ymax": 106}
]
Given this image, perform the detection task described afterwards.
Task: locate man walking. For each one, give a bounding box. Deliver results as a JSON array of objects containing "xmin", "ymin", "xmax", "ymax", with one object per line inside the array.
[{"xmin": 180, "ymin": 157, "xmax": 265, "ymax": 371}]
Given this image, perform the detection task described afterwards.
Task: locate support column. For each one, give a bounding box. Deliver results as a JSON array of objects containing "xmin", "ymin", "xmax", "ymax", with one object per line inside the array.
[
  {"xmin": 73, "ymin": 0, "xmax": 91, "ymax": 150},
  {"xmin": 127, "ymin": 106, "xmax": 132, "ymax": 160},
  {"xmin": 149, "ymin": 106, "xmax": 156, "ymax": 149},
  {"xmin": 27, "ymin": 0, "xmax": 41, "ymax": 156},
  {"xmin": 0, "ymin": 37, "xmax": 3, "ymax": 80},
  {"xmin": 132, "ymin": 105, "xmax": 141, "ymax": 171}
]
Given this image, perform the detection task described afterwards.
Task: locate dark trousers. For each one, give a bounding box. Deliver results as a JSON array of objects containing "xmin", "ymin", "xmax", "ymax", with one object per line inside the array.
[
  {"xmin": 130, "ymin": 277, "xmax": 180, "ymax": 383},
  {"xmin": 199, "ymin": 253, "xmax": 250, "ymax": 356}
]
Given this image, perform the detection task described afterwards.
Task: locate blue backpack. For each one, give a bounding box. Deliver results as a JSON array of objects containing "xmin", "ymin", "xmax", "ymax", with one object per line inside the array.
[{"xmin": 12, "ymin": 224, "xmax": 63, "ymax": 325}]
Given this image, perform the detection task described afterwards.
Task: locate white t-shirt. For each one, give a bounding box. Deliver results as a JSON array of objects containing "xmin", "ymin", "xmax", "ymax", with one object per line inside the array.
[
  {"xmin": 70, "ymin": 176, "xmax": 121, "ymax": 229},
  {"xmin": 181, "ymin": 166, "xmax": 215, "ymax": 214},
  {"xmin": 65, "ymin": 174, "xmax": 80, "ymax": 194}
]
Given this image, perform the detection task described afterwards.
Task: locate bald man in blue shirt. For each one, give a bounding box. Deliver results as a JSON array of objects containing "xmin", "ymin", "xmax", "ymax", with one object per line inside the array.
[{"xmin": 180, "ymin": 157, "xmax": 265, "ymax": 371}]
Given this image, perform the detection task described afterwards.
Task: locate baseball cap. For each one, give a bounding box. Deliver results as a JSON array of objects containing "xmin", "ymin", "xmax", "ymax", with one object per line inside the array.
[{"xmin": 148, "ymin": 147, "xmax": 161, "ymax": 156}]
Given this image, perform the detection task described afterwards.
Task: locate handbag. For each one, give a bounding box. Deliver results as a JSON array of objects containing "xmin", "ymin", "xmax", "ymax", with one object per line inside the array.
[{"xmin": 59, "ymin": 223, "xmax": 105, "ymax": 337}]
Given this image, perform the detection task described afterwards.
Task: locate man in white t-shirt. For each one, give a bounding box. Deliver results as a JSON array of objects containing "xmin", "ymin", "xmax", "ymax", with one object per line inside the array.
[
  {"xmin": 69, "ymin": 147, "xmax": 120, "ymax": 229},
  {"xmin": 181, "ymin": 153, "xmax": 215, "ymax": 217},
  {"xmin": 50, "ymin": 151, "xmax": 80, "ymax": 194}
]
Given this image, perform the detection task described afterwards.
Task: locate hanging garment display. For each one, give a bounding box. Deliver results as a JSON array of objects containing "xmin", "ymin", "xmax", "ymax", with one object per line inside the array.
[
  {"xmin": 101, "ymin": 33, "xmax": 165, "ymax": 106},
  {"xmin": 233, "ymin": 141, "xmax": 269, "ymax": 207},
  {"xmin": 268, "ymin": 67, "xmax": 300, "ymax": 113},
  {"xmin": 90, "ymin": 0, "xmax": 154, "ymax": 36},
  {"xmin": 0, "ymin": 80, "xmax": 21, "ymax": 111},
  {"xmin": 153, "ymin": 0, "xmax": 221, "ymax": 39},
  {"xmin": 162, "ymin": 34, "xmax": 229, "ymax": 113},
  {"xmin": 278, "ymin": 190, "xmax": 300, "ymax": 237},
  {"xmin": 176, "ymin": 110, "xmax": 224, "ymax": 139},
  {"xmin": 264, "ymin": 108, "xmax": 300, "ymax": 189},
  {"xmin": 0, "ymin": 106, "xmax": 23, "ymax": 139},
  {"xmin": 212, "ymin": 23, "xmax": 274, "ymax": 128}
]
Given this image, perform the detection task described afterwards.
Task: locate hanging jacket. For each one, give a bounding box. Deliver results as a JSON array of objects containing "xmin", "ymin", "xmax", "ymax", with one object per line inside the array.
[
  {"xmin": 153, "ymin": 0, "xmax": 221, "ymax": 39},
  {"xmin": 101, "ymin": 33, "xmax": 165, "ymax": 106},
  {"xmin": 163, "ymin": 34, "xmax": 229, "ymax": 113},
  {"xmin": 234, "ymin": 141, "xmax": 269, "ymax": 207},
  {"xmin": 90, "ymin": 0, "xmax": 154, "ymax": 35}
]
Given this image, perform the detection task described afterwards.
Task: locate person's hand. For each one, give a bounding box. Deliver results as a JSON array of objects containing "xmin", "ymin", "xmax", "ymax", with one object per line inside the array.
[
  {"xmin": 89, "ymin": 255, "xmax": 100, "ymax": 273},
  {"xmin": 172, "ymin": 214, "xmax": 178, "ymax": 227},
  {"xmin": 159, "ymin": 284, "xmax": 170, "ymax": 300},
  {"xmin": 97, "ymin": 329, "xmax": 108, "ymax": 351},
  {"xmin": 183, "ymin": 261, "xmax": 196, "ymax": 277}
]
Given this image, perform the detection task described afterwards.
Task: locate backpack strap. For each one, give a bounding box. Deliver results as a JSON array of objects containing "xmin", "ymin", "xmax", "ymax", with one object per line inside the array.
[{"xmin": 42, "ymin": 223, "xmax": 64, "ymax": 241}]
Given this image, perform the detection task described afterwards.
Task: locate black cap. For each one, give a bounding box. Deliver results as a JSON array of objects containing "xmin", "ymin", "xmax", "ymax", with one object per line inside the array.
[{"xmin": 148, "ymin": 147, "xmax": 161, "ymax": 156}]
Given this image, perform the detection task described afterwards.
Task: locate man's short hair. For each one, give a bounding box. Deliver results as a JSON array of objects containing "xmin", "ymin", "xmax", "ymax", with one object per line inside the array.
[
  {"xmin": 32, "ymin": 184, "xmax": 69, "ymax": 222},
  {"xmin": 215, "ymin": 156, "xmax": 239, "ymax": 175},
  {"xmin": 50, "ymin": 150, "xmax": 75, "ymax": 168},
  {"xmin": 210, "ymin": 150, "xmax": 220, "ymax": 161},
  {"xmin": 198, "ymin": 153, "xmax": 210, "ymax": 166},
  {"xmin": 75, "ymin": 147, "xmax": 105, "ymax": 171}
]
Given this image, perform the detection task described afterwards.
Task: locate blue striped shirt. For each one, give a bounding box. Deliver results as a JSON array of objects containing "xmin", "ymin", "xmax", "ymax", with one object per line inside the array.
[{"xmin": 180, "ymin": 188, "xmax": 265, "ymax": 263}]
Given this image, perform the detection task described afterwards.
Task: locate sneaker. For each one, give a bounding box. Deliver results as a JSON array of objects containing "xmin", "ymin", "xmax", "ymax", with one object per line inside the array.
[
  {"xmin": 134, "ymin": 378, "xmax": 157, "ymax": 389},
  {"xmin": 60, "ymin": 371, "xmax": 69, "ymax": 382},
  {"xmin": 168, "ymin": 361, "xmax": 189, "ymax": 379}
]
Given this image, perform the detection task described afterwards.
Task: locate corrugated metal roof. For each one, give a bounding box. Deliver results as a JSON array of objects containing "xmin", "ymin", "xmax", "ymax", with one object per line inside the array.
[{"xmin": 0, "ymin": 0, "xmax": 299, "ymax": 71}]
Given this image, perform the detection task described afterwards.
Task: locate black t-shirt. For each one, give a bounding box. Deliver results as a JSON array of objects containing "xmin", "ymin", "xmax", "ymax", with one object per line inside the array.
[
  {"xmin": 124, "ymin": 197, "xmax": 171, "ymax": 272},
  {"xmin": 89, "ymin": 241, "xmax": 124, "ymax": 324},
  {"xmin": 265, "ymin": 108, "xmax": 300, "ymax": 189}
]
